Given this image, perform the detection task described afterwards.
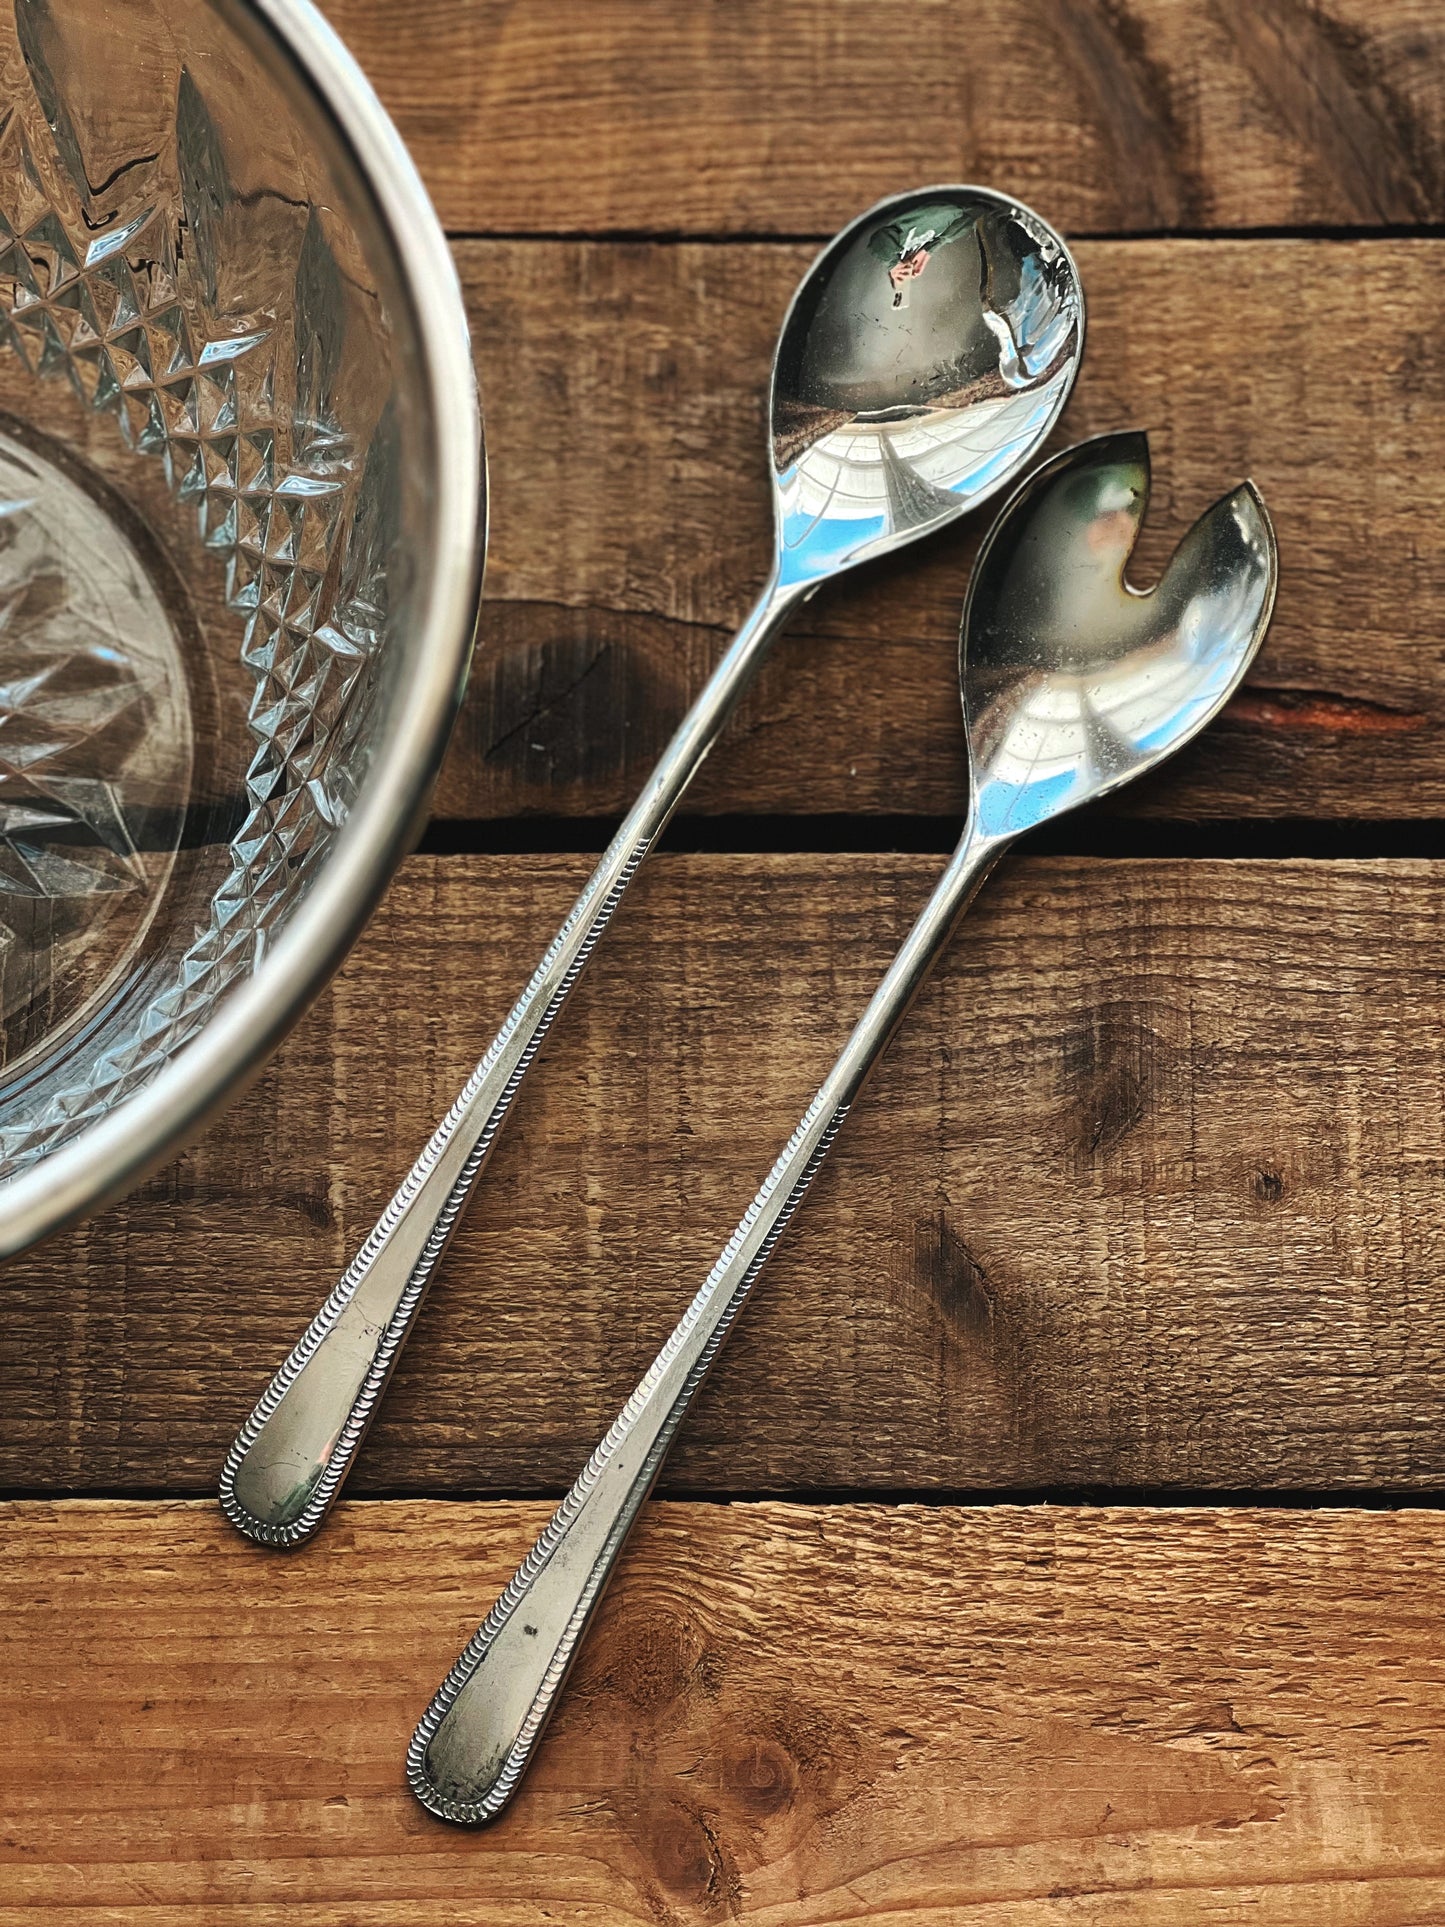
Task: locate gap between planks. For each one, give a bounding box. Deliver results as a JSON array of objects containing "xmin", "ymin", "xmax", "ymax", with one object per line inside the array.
[{"xmin": 411, "ymin": 815, "xmax": 1445, "ymax": 861}]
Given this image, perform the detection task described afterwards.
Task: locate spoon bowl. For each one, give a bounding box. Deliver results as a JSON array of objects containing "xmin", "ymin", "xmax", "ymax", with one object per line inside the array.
[
  {"xmin": 771, "ymin": 186, "xmax": 1083, "ymax": 589},
  {"xmin": 962, "ymin": 431, "xmax": 1277, "ymax": 841}
]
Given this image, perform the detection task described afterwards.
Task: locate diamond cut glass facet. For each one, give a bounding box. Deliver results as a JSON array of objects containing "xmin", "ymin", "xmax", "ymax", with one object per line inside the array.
[{"xmin": 0, "ymin": 0, "xmax": 405, "ymax": 1170}]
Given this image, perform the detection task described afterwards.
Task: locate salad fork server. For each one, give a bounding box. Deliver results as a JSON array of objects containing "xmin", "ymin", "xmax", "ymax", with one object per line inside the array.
[{"xmin": 406, "ymin": 431, "xmax": 1279, "ymax": 1823}]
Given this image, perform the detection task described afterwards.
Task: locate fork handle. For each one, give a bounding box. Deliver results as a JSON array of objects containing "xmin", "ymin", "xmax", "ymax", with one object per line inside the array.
[
  {"xmin": 407, "ymin": 822, "xmax": 1002, "ymax": 1823},
  {"xmin": 219, "ymin": 574, "xmax": 800, "ymax": 1548}
]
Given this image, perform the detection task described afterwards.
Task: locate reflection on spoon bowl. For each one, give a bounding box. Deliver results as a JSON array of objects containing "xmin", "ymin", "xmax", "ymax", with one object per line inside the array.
[
  {"xmin": 770, "ymin": 186, "xmax": 1083, "ymax": 588},
  {"xmin": 963, "ymin": 430, "xmax": 1278, "ymax": 841}
]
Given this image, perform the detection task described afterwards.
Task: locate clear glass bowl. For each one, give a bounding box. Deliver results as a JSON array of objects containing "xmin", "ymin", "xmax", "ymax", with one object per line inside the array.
[{"xmin": 0, "ymin": 0, "xmax": 483, "ymax": 1250}]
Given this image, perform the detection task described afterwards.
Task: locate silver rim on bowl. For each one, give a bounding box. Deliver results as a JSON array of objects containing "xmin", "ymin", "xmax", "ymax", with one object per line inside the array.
[{"xmin": 0, "ymin": 0, "xmax": 485, "ymax": 1253}]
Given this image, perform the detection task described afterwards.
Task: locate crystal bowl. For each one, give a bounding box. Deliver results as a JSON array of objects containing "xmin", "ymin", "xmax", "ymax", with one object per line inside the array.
[{"xmin": 0, "ymin": 0, "xmax": 483, "ymax": 1251}]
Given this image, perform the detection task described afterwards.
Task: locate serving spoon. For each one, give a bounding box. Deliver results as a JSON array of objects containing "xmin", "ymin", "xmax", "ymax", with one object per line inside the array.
[
  {"xmin": 220, "ymin": 185, "xmax": 1084, "ymax": 1547},
  {"xmin": 406, "ymin": 430, "xmax": 1279, "ymax": 1824}
]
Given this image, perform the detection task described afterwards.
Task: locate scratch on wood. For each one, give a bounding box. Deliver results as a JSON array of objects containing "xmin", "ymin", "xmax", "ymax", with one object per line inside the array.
[{"xmin": 1231, "ymin": 687, "xmax": 1430, "ymax": 735}]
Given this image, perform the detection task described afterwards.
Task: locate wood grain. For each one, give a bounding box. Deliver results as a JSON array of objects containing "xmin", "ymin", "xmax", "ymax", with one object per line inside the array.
[
  {"xmin": 9, "ymin": 852, "xmax": 1445, "ymax": 1496},
  {"xmin": 4, "ymin": 1497, "xmax": 1445, "ymax": 1924},
  {"xmin": 320, "ymin": 0, "xmax": 1445, "ymax": 237},
  {"xmin": 445, "ymin": 237, "xmax": 1445, "ymax": 823}
]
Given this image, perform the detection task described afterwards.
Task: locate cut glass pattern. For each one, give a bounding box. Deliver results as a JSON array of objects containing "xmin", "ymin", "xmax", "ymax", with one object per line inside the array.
[{"xmin": 0, "ymin": 1, "xmax": 400, "ymax": 1169}]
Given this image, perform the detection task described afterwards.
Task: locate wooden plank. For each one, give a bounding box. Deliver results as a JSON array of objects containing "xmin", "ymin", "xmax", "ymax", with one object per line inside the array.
[
  {"xmin": 443, "ymin": 237, "xmax": 1445, "ymax": 823},
  {"xmin": 8, "ymin": 852, "xmax": 1445, "ymax": 1496},
  {"xmin": 4, "ymin": 1497, "xmax": 1445, "ymax": 1923},
  {"xmin": 319, "ymin": 0, "xmax": 1445, "ymax": 237}
]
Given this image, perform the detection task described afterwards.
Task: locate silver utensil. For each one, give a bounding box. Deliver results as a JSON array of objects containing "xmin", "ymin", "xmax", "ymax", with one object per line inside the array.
[
  {"xmin": 219, "ymin": 186, "xmax": 1084, "ymax": 1547},
  {"xmin": 406, "ymin": 431, "xmax": 1279, "ymax": 1824}
]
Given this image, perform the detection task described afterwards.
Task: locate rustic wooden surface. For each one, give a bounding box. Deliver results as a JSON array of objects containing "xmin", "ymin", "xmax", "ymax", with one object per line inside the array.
[
  {"xmin": 322, "ymin": 0, "xmax": 1445, "ymax": 236},
  {"xmin": 6, "ymin": 1, "xmax": 1443, "ymax": 1919},
  {"xmin": 6, "ymin": 1499, "xmax": 1445, "ymax": 1925},
  {"xmin": 446, "ymin": 237, "xmax": 1445, "ymax": 822},
  {"xmin": 9, "ymin": 853, "xmax": 1445, "ymax": 1498}
]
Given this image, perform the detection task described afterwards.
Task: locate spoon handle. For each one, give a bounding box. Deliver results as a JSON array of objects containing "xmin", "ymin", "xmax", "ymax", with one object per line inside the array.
[
  {"xmin": 219, "ymin": 574, "xmax": 801, "ymax": 1549},
  {"xmin": 407, "ymin": 824, "xmax": 1003, "ymax": 1824}
]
